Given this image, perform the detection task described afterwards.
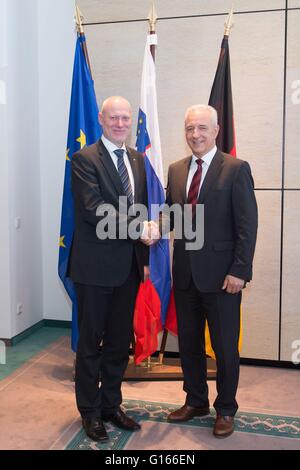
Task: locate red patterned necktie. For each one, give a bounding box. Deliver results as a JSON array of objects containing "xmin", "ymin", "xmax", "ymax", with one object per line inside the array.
[{"xmin": 187, "ymin": 158, "xmax": 203, "ymax": 216}]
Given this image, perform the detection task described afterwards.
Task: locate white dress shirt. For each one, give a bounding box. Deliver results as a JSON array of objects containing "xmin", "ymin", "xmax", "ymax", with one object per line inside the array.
[
  {"xmin": 101, "ymin": 135, "xmax": 135, "ymax": 198},
  {"xmin": 186, "ymin": 145, "xmax": 217, "ymax": 198}
]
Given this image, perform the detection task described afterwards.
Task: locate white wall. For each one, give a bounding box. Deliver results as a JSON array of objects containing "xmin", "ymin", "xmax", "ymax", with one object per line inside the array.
[
  {"xmin": 0, "ymin": 0, "xmax": 43, "ymax": 338},
  {"xmin": 0, "ymin": 0, "xmax": 75, "ymax": 338},
  {"xmin": 6, "ymin": 0, "xmax": 43, "ymax": 336},
  {"xmin": 0, "ymin": 0, "xmax": 12, "ymax": 338},
  {"xmin": 38, "ymin": 0, "xmax": 75, "ymax": 322},
  {"xmin": 0, "ymin": 94, "xmax": 11, "ymax": 338}
]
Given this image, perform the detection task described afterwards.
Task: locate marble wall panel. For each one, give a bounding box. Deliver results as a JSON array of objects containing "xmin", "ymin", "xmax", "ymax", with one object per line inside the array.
[
  {"xmin": 78, "ymin": 0, "xmax": 285, "ymax": 24},
  {"xmin": 85, "ymin": 11, "xmax": 285, "ymax": 189},
  {"xmin": 285, "ymin": 10, "xmax": 300, "ymax": 189},
  {"xmin": 241, "ymin": 191, "xmax": 281, "ymax": 360},
  {"xmin": 281, "ymin": 192, "xmax": 300, "ymax": 361}
]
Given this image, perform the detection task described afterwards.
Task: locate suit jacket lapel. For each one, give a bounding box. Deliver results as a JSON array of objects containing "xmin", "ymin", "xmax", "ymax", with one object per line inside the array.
[
  {"xmin": 97, "ymin": 139, "xmax": 125, "ymax": 196},
  {"xmin": 198, "ymin": 150, "xmax": 224, "ymax": 203},
  {"xmin": 179, "ymin": 156, "xmax": 192, "ymax": 204}
]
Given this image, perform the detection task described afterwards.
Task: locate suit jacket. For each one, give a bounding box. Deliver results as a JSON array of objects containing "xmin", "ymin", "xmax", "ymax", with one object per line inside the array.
[
  {"xmin": 166, "ymin": 150, "xmax": 258, "ymax": 292},
  {"xmin": 69, "ymin": 139, "xmax": 148, "ymax": 286}
]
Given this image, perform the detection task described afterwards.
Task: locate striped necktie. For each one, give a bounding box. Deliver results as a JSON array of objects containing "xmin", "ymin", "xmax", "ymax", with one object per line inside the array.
[
  {"xmin": 114, "ymin": 149, "xmax": 134, "ymax": 205},
  {"xmin": 187, "ymin": 158, "xmax": 203, "ymax": 216}
]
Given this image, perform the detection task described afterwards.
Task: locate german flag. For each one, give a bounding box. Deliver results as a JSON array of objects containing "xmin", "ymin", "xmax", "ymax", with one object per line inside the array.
[
  {"xmin": 207, "ymin": 30, "xmax": 243, "ymax": 360},
  {"xmin": 209, "ymin": 35, "xmax": 236, "ymax": 157}
]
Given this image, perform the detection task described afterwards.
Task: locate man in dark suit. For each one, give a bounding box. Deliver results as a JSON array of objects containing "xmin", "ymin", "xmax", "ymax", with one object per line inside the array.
[
  {"xmin": 69, "ymin": 96, "xmax": 153, "ymax": 442},
  {"xmin": 166, "ymin": 104, "xmax": 258, "ymax": 438}
]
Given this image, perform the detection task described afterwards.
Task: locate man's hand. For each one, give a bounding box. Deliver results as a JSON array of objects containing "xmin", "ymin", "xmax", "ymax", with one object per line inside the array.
[
  {"xmin": 144, "ymin": 266, "xmax": 150, "ymax": 282},
  {"xmin": 222, "ymin": 275, "xmax": 245, "ymax": 294},
  {"xmin": 140, "ymin": 220, "xmax": 161, "ymax": 246}
]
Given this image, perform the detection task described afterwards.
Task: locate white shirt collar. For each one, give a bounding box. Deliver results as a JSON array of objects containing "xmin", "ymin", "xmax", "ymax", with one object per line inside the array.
[
  {"xmin": 101, "ymin": 134, "xmax": 126, "ymax": 154},
  {"xmin": 192, "ymin": 145, "xmax": 217, "ymax": 166}
]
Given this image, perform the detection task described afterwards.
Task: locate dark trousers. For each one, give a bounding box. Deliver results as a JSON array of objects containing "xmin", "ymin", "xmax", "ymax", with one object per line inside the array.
[
  {"xmin": 174, "ymin": 279, "xmax": 241, "ymax": 416},
  {"xmin": 74, "ymin": 258, "xmax": 140, "ymax": 419}
]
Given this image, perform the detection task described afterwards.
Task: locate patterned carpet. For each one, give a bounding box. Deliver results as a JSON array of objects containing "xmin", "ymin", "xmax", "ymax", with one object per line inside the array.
[{"xmin": 66, "ymin": 399, "xmax": 300, "ymax": 450}]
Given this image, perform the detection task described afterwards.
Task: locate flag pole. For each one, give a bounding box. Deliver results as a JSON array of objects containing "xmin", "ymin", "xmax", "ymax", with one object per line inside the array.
[
  {"xmin": 148, "ymin": 3, "xmax": 158, "ymax": 59},
  {"xmin": 144, "ymin": 3, "xmax": 159, "ymax": 370},
  {"xmin": 75, "ymin": 5, "xmax": 93, "ymax": 78},
  {"xmin": 147, "ymin": 4, "xmax": 168, "ymax": 366},
  {"xmin": 224, "ymin": 4, "xmax": 234, "ymax": 37}
]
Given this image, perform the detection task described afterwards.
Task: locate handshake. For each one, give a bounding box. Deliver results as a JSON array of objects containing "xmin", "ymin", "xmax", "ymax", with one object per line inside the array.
[{"xmin": 140, "ymin": 220, "xmax": 161, "ymax": 246}]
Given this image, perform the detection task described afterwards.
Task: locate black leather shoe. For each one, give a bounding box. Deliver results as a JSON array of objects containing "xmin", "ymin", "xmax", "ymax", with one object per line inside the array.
[
  {"xmin": 82, "ymin": 417, "xmax": 109, "ymax": 442},
  {"xmin": 168, "ymin": 404, "xmax": 210, "ymax": 422},
  {"xmin": 103, "ymin": 408, "xmax": 141, "ymax": 431}
]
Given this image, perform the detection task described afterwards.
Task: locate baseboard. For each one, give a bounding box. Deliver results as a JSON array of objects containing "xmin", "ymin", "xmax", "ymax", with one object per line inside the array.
[
  {"xmin": 0, "ymin": 320, "xmax": 45, "ymax": 347},
  {"xmin": 240, "ymin": 357, "xmax": 300, "ymax": 369},
  {"xmin": 0, "ymin": 319, "xmax": 71, "ymax": 347},
  {"xmin": 43, "ymin": 319, "xmax": 71, "ymax": 329}
]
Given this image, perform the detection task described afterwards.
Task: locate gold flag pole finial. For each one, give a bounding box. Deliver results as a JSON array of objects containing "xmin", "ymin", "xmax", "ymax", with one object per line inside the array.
[
  {"xmin": 74, "ymin": 5, "xmax": 93, "ymax": 76},
  {"xmin": 148, "ymin": 3, "xmax": 158, "ymax": 33},
  {"xmin": 75, "ymin": 5, "xmax": 84, "ymax": 34},
  {"xmin": 224, "ymin": 4, "xmax": 234, "ymax": 37}
]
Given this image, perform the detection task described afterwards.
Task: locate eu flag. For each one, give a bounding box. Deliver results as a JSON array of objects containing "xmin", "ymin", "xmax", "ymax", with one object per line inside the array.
[{"xmin": 58, "ymin": 35, "xmax": 102, "ymax": 351}]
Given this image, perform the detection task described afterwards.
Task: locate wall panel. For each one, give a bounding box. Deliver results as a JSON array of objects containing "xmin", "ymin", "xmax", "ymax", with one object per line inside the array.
[
  {"xmin": 288, "ymin": 0, "xmax": 300, "ymax": 8},
  {"xmin": 68, "ymin": 1, "xmax": 299, "ymax": 362},
  {"xmin": 85, "ymin": 21, "xmax": 145, "ymax": 143},
  {"xmin": 78, "ymin": 0, "xmax": 285, "ymax": 23},
  {"xmin": 85, "ymin": 11, "xmax": 285, "ymax": 187},
  {"xmin": 285, "ymin": 10, "xmax": 300, "ymax": 188},
  {"xmin": 281, "ymin": 192, "xmax": 300, "ymax": 361},
  {"xmin": 241, "ymin": 191, "xmax": 281, "ymax": 360}
]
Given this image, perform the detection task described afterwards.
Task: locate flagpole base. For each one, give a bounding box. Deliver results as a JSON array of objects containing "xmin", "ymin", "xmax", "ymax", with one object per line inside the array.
[{"xmin": 123, "ymin": 357, "xmax": 216, "ymax": 381}]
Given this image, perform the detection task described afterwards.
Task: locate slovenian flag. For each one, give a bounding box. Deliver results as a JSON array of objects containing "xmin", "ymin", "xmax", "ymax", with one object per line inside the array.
[{"xmin": 134, "ymin": 33, "xmax": 171, "ymax": 364}]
